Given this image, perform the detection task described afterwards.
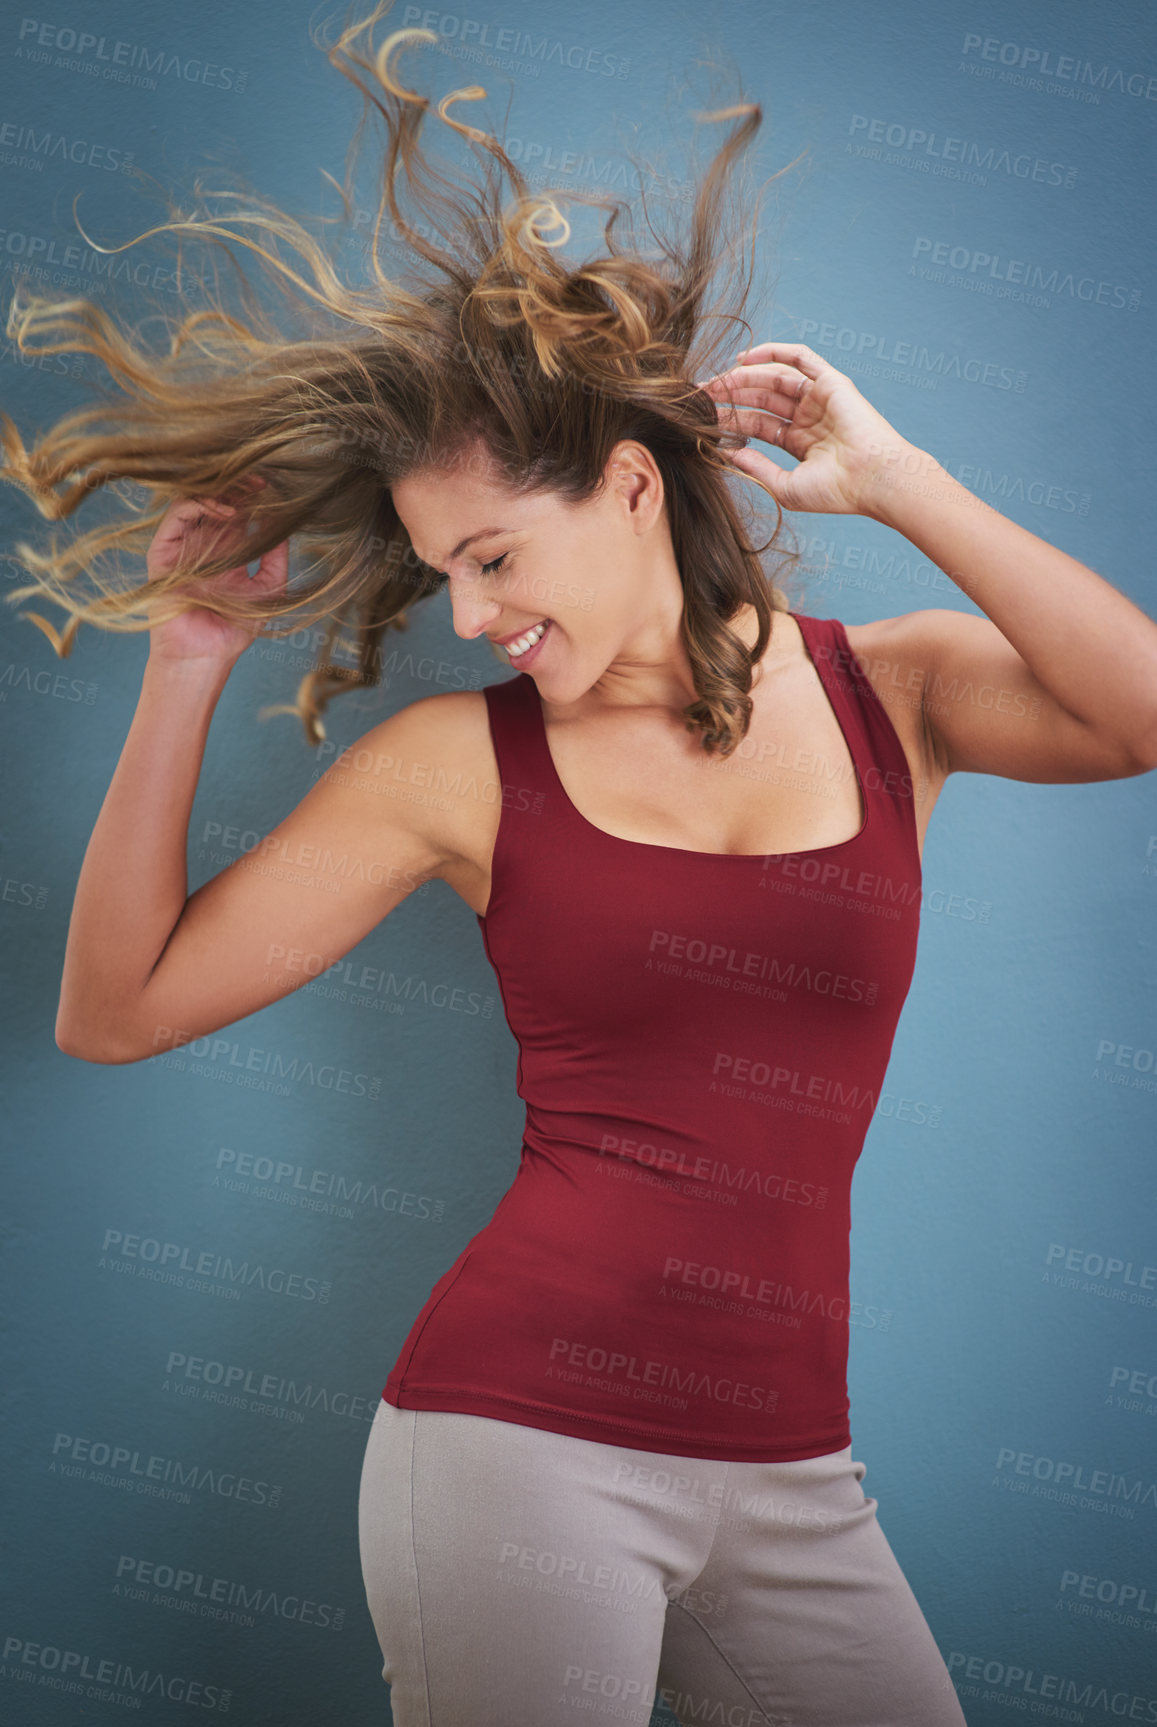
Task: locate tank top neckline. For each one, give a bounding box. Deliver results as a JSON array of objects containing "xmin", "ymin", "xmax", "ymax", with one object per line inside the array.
[{"xmin": 520, "ymin": 610, "xmax": 873, "ymax": 864}]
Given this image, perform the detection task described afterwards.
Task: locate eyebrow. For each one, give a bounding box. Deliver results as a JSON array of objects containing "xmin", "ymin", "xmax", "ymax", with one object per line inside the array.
[{"xmin": 431, "ymin": 527, "xmax": 511, "ymax": 570}]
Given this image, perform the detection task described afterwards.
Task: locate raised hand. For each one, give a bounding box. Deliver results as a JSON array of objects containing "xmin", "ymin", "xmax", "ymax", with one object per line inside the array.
[
  {"xmin": 703, "ymin": 341, "xmax": 917, "ymax": 517},
  {"xmin": 146, "ymin": 474, "xmax": 289, "ymax": 666}
]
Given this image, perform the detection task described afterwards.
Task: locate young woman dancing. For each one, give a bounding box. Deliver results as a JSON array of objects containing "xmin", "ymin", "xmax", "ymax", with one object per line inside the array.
[{"xmin": 7, "ymin": 8, "xmax": 1156, "ymax": 1724}]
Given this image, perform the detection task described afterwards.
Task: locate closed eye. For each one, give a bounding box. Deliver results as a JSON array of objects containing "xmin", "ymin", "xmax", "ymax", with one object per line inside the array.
[{"xmin": 429, "ymin": 551, "xmax": 510, "ymax": 583}]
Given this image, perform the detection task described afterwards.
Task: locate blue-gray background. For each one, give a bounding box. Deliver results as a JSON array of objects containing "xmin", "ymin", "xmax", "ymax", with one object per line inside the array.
[{"xmin": 2, "ymin": 1, "xmax": 1156, "ymax": 1722}]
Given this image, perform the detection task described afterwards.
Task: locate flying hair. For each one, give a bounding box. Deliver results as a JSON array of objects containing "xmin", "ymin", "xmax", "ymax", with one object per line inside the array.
[{"xmin": 0, "ymin": 1, "xmax": 807, "ymax": 751}]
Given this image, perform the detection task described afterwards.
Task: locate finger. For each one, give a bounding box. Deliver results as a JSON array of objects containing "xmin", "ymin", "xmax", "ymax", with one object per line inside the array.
[
  {"xmin": 704, "ymin": 362, "xmax": 800, "ymax": 393},
  {"xmin": 164, "ymin": 484, "xmax": 261, "ymax": 528},
  {"xmin": 173, "ymin": 495, "xmax": 237, "ymax": 519},
  {"xmin": 710, "ymin": 357, "xmax": 808, "ymax": 383},
  {"xmin": 218, "ymin": 475, "xmax": 269, "ymax": 513},
  {"xmin": 147, "ymin": 510, "xmax": 251, "ymax": 579},
  {"xmin": 709, "ymin": 363, "xmax": 813, "ymax": 406},
  {"xmin": 707, "ymin": 383, "xmax": 805, "ymax": 420},
  {"xmin": 250, "ymin": 538, "xmax": 290, "ymax": 594},
  {"xmin": 733, "ymin": 342, "xmax": 826, "ymax": 381},
  {"xmin": 712, "ymin": 405, "xmax": 796, "ymax": 445},
  {"xmin": 714, "ymin": 357, "xmax": 815, "ymax": 400},
  {"xmin": 151, "ymin": 499, "xmax": 236, "ymax": 550},
  {"xmin": 176, "ymin": 516, "xmax": 253, "ymax": 563},
  {"xmin": 721, "ymin": 445, "xmax": 791, "ymax": 498}
]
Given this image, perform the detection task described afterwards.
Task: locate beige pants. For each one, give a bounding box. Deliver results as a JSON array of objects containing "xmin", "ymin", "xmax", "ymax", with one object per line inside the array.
[{"xmin": 358, "ymin": 1398, "xmax": 967, "ymax": 1727}]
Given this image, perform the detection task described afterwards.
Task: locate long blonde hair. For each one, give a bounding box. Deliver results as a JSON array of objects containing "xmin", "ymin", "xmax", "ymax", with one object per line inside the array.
[{"xmin": 0, "ymin": 1, "xmax": 805, "ymax": 752}]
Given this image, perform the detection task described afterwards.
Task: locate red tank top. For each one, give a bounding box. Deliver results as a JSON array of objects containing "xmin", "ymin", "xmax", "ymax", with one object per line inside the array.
[{"xmin": 382, "ymin": 611, "xmax": 923, "ymax": 1462}]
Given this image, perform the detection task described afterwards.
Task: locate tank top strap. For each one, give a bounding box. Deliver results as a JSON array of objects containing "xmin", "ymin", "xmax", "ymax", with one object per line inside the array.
[
  {"xmin": 481, "ymin": 671, "xmax": 542, "ymax": 784},
  {"xmin": 480, "ymin": 672, "xmax": 569, "ymax": 846},
  {"xmin": 793, "ymin": 610, "xmax": 919, "ymax": 831}
]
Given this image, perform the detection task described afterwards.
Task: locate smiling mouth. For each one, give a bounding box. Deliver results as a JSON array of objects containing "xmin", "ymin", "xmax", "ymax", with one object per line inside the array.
[{"xmin": 503, "ymin": 619, "xmax": 551, "ymax": 658}]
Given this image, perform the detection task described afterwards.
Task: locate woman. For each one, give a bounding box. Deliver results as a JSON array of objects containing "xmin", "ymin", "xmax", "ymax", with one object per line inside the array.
[{"xmin": 9, "ymin": 9, "xmax": 1157, "ymax": 1725}]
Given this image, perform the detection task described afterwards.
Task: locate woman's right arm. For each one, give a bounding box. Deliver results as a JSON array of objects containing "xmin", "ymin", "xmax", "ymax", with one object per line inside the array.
[
  {"xmin": 55, "ymin": 483, "xmax": 460, "ymax": 1065},
  {"xmin": 55, "ymin": 667, "xmax": 456, "ymax": 1065}
]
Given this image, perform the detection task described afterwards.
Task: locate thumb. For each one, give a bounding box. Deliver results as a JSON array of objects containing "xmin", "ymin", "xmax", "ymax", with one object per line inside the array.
[
  {"xmin": 723, "ymin": 446, "xmax": 789, "ymax": 500},
  {"xmin": 249, "ymin": 537, "xmax": 290, "ymax": 594}
]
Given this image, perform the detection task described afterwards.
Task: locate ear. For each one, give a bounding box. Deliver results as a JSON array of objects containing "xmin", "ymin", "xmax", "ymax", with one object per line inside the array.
[{"xmin": 606, "ymin": 439, "xmax": 664, "ymax": 533}]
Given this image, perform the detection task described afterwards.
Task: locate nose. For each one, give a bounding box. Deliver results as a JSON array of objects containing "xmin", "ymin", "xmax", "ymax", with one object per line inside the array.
[{"xmin": 447, "ymin": 573, "xmax": 501, "ymax": 641}]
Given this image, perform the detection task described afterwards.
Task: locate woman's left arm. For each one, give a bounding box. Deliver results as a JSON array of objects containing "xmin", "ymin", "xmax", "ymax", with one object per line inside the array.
[{"xmin": 706, "ymin": 342, "xmax": 1157, "ymax": 783}]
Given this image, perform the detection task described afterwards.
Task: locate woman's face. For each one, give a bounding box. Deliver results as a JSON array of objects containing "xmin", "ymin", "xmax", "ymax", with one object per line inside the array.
[{"xmin": 391, "ymin": 437, "xmax": 687, "ymax": 705}]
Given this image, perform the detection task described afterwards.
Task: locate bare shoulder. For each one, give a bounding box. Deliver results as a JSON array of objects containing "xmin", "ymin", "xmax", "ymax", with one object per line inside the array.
[
  {"xmin": 362, "ymin": 686, "xmax": 500, "ymax": 916},
  {"xmin": 838, "ymin": 610, "xmax": 945, "ymax": 799}
]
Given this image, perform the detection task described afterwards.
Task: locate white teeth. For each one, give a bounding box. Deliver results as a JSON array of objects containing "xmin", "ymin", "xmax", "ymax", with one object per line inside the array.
[{"xmin": 506, "ymin": 620, "xmax": 549, "ymax": 657}]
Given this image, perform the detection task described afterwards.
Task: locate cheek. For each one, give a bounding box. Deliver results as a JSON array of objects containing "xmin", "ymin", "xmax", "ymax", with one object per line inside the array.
[
  {"xmin": 540, "ymin": 509, "xmax": 619, "ymax": 624},
  {"xmin": 569, "ymin": 520, "xmax": 620, "ymax": 603}
]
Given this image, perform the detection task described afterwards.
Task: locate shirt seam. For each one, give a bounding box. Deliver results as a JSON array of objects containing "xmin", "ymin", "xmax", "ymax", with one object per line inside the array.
[{"xmin": 382, "ymin": 1383, "xmax": 849, "ymax": 1459}]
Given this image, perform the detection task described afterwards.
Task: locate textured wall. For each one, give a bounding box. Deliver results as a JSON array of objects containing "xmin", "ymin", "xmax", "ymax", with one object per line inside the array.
[{"xmin": 1, "ymin": 1, "xmax": 1155, "ymax": 1723}]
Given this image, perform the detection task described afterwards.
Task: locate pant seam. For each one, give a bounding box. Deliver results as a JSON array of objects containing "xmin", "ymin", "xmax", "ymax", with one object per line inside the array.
[
  {"xmin": 663, "ymin": 1597, "xmax": 786, "ymax": 1727},
  {"xmin": 406, "ymin": 1409, "xmax": 434, "ymax": 1726}
]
